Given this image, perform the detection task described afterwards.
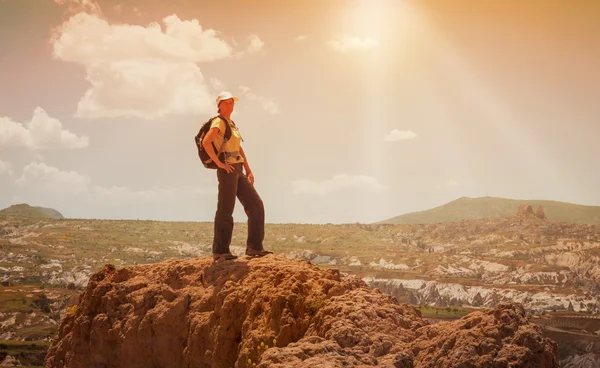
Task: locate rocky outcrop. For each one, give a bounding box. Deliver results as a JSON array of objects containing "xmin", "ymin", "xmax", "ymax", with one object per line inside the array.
[
  {"xmin": 516, "ymin": 204, "xmax": 548, "ymax": 222},
  {"xmin": 1, "ymin": 355, "xmax": 21, "ymax": 366},
  {"xmin": 517, "ymin": 204, "xmax": 535, "ymax": 218},
  {"xmin": 44, "ymin": 256, "xmax": 559, "ymax": 368},
  {"xmin": 537, "ymin": 206, "xmax": 548, "ymax": 220},
  {"xmin": 562, "ymin": 353, "xmax": 600, "ymax": 368},
  {"xmin": 410, "ymin": 304, "xmax": 558, "ymax": 368},
  {"xmin": 365, "ymin": 277, "xmax": 600, "ymax": 313}
]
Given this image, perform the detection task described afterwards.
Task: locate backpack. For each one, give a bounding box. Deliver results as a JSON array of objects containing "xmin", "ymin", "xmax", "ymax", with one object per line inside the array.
[{"xmin": 195, "ymin": 116, "xmax": 232, "ymax": 169}]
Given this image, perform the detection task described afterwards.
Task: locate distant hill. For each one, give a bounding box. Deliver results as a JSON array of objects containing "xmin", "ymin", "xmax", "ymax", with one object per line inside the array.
[
  {"xmin": 0, "ymin": 204, "xmax": 64, "ymax": 219},
  {"xmin": 378, "ymin": 197, "xmax": 600, "ymax": 225}
]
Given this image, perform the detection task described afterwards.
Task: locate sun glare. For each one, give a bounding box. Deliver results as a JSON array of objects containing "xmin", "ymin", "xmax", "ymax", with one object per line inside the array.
[
  {"xmin": 339, "ymin": 1, "xmax": 421, "ymax": 219},
  {"xmin": 342, "ymin": 0, "xmax": 406, "ymax": 41}
]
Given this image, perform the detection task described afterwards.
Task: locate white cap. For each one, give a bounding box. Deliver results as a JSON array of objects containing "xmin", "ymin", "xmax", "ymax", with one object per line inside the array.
[{"xmin": 216, "ymin": 91, "xmax": 239, "ymax": 107}]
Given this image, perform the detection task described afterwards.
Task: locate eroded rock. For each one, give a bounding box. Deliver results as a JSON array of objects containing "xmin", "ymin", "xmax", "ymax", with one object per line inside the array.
[{"xmin": 44, "ymin": 257, "xmax": 559, "ymax": 368}]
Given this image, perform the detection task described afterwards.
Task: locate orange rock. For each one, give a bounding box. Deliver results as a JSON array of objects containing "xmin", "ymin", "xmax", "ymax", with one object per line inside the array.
[{"xmin": 44, "ymin": 257, "xmax": 559, "ymax": 368}]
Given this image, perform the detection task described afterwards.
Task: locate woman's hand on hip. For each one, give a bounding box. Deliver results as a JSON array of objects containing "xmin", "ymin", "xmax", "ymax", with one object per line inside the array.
[
  {"xmin": 218, "ymin": 161, "xmax": 234, "ymax": 173},
  {"xmin": 247, "ymin": 172, "xmax": 254, "ymax": 185}
]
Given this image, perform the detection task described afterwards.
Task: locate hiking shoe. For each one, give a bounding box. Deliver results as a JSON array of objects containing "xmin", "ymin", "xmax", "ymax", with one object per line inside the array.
[
  {"xmin": 213, "ymin": 253, "xmax": 238, "ymax": 261},
  {"xmin": 245, "ymin": 249, "xmax": 273, "ymax": 257}
]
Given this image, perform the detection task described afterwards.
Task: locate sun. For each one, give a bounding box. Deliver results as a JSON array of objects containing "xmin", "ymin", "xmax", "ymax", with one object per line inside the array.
[{"xmin": 338, "ymin": 0, "xmax": 417, "ymax": 43}]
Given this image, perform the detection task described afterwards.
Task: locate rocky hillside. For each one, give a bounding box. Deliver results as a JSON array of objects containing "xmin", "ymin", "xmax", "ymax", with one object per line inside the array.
[
  {"xmin": 366, "ymin": 205, "xmax": 600, "ymax": 313},
  {"xmin": 379, "ymin": 196, "xmax": 600, "ymax": 225},
  {"xmin": 44, "ymin": 256, "xmax": 558, "ymax": 368},
  {"xmin": 0, "ymin": 204, "xmax": 64, "ymax": 219}
]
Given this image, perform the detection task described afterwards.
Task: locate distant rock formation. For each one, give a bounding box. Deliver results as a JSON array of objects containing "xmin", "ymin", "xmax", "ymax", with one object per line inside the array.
[
  {"xmin": 517, "ymin": 204, "xmax": 535, "ymax": 217},
  {"xmin": 561, "ymin": 353, "xmax": 600, "ymax": 368},
  {"xmin": 380, "ymin": 196, "xmax": 600, "ymax": 226},
  {"xmin": 516, "ymin": 204, "xmax": 548, "ymax": 221},
  {"xmin": 537, "ymin": 205, "xmax": 548, "ymax": 220},
  {"xmin": 44, "ymin": 257, "xmax": 559, "ymax": 367}
]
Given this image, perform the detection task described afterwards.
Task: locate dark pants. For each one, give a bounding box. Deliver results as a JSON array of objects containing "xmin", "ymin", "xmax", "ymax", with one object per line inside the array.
[{"xmin": 213, "ymin": 163, "xmax": 265, "ymax": 254}]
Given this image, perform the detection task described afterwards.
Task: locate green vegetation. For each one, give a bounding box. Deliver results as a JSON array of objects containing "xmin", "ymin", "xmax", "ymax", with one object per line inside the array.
[
  {"xmin": 378, "ymin": 196, "xmax": 600, "ymax": 225},
  {"xmin": 13, "ymin": 323, "xmax": 57, "ymax": 340},
  {"xmin": 308, "ymin": 298, "xmax": 327, "ymax": 315},
  {"xmin": 0, "ymin": 290, "xmax": 35, "ymax": 312},
  {"xmin": 0, "ymin": 340, "xmax": 51, "ymax": 348}
]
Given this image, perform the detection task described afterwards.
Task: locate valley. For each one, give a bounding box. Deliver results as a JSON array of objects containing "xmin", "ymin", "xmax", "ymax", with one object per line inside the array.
[{"xmin": 1, "ymin": 204, "xmax": 599, "ymax": 366}]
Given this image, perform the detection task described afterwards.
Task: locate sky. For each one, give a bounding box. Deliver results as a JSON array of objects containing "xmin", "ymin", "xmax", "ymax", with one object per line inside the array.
[{"xmin": 0, "ymin": 0, "xmax": 599, "ymax": 224}]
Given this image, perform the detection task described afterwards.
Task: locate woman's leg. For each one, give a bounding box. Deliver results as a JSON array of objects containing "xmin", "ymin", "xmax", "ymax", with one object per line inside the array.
[
  {"xmin": 236, "ymin": 171, "xmax": 265, "ymax": 251},
  {"xmin": 212, "ymin": 167, "xmax": 239, "ymax": 255}
]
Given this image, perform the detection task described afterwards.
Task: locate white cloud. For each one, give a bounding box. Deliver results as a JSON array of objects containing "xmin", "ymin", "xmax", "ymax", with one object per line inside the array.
[
  {"xmin": 238, "ymin": 86, "xmax": 279, "ymax": 115},
  {"xmin": 30, "ymin": 151, "xmax": 46, "ymax": 163},
  {"xmin": 51, "ymin": 13, "xmax": 235, "ymax": 119},
  {"xmin": 0, "ymin": 107, "xmax": 89, "ymax": 150},
  {"xmin": 54, "ymin": 0, "xmax": 102, "ymax": 15},
  {"xmin": 15, "ymin": 162, "xmax": 91, "ymax": 194},
  {"xmin": 247, "ymin": 35, "xmax": 264, "ymax": 54},
  {"xmin": 445, "ymin": 179, "xmax": 459, "ymax": 187},
  {"xmin": 294, "ymin": 35, "xmax": 307, "ymax": 42},
  {"xmin": 88, "ymin": 185, "xmax": 215, "ymax": 206},
  {"xmin": 0, "ymin": 160, "xmax": 13, "ymax": 177},
  {"xmin": 385, "ymin": 129, "xmax": 417, "ymax": 142},
  {"xmin": 13, "ymin": 162, "xmax": 215, "ymax": 205},
  {"xmin": 292, "ymin": 174, "xmax": 385, "ymax": 195},
  {"xmin": 328, "ymin": 36, "xmax": 378, "ymax": 53},
  {"xmin": 209, "ymin": 78, "xmax": 225, "ymax": 92}
]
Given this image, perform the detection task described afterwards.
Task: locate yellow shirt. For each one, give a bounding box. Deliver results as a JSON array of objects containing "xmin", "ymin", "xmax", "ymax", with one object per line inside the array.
[{"xmin": 210, "ymin": 117, "xmax": 244, "ymax": 164}]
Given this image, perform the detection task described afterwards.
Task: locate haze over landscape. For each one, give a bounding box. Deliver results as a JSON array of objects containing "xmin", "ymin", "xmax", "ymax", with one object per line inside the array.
[{"xmin": 1, "ymin": 0, "xmax": 599, "ymax": 224}]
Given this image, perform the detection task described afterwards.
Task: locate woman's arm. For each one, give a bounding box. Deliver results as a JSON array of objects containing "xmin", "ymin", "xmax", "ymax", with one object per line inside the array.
[
  {"xmin": 239, "ymin": 146, "xmax": 254, "ymax": 184},
  {"xmin": 202, "ymin": 127, "xmax": 233, "ymax": 173}
]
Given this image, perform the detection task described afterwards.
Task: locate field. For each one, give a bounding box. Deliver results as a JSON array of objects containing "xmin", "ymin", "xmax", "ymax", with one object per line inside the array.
[{"xmin": 1, "ymin": 213, "xmax": 599, "ymax": 365}]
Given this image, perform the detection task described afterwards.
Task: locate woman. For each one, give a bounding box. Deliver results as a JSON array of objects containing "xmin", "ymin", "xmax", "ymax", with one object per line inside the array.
[{"xmin": 202, "ymin": 91, "xmax": 273, "ymax": 261}]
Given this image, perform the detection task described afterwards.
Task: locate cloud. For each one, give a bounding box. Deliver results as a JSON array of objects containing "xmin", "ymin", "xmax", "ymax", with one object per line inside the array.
[
  {"xmin": 13, "ymin": 162, "xmax": 215, "ymax": 205},
  {"xmin": 0, "ymin": 160, "xmax": 13, "ymax": 177},
  {"xmin": 51, "ymin": 13, "xmax": 235, "ymax": 119},
  {"xmin": 292, "ymin": 174, "xmax": 385, "ymax": 195},
  {"xmin": 238, "ymin": 86, "xmax": 279, "ymax": 115},
  {"xmin": 16, "ymin": 162, "xmax": 91, "ymax": 192},
  {"xmin": 209, "ymin": 77, "xmax": 225, "ymax": 92},
  {"xmin": 247, "ymin": 35, "xmax": 264, "ymax": 54},
  {"xmin": 384, "ymin": 129, "xmax": 417, "ymax": 142},
  {"xmin": 54, "ymin": 0, "xmax": 102, "ymax": 16},
  {"xmin": 294, "ymin": 35, "xmax": 307, "ymax": 42},
  {"xmin": 435, "ymin": 178, "xmax": 460, "ymax": 191},
  {"xmin": 88, "ymin": 185, "xmax": 214, "ymax": 206},
  {"xmin": 328, "ymin": 36, "xmax": 378, "ymax": 53},
  {"xmin": 0, "ymin": 107, "xmax": 89, "ymax": 150}
]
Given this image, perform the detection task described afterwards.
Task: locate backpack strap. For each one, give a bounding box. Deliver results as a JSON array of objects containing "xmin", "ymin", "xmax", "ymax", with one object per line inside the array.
[
  {"xmin": 207, "ymin": 116, "xmax": 233, "ymax": 160},
  {"xmin": 230, "ymin": 119, "xmax": 243, "ymax": 142},
  {"xmin": 216, "ymin": 115, "xmax": 233, "ymax": 142}
]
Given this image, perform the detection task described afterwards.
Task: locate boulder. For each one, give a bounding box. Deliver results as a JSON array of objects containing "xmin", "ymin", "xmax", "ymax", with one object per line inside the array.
[{"xmin": 44, "ymin": 257, "xmax": 559, "ymax": 368}]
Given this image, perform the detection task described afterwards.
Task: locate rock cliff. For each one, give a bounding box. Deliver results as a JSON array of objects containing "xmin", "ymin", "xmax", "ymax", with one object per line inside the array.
[{"xmin": 44, "ymin": 256, "xmax": 559, "ymax": 368}]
